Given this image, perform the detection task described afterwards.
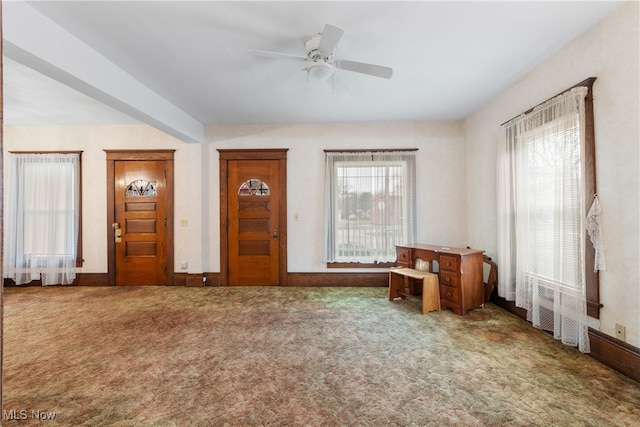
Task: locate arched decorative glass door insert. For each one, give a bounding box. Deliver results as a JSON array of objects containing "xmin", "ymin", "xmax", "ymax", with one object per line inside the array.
[
  {"xmin": 125, "ymin": 179, "xmax": 157, "ymax": 197},
  {"xmin": 238, "ymin": 178, "xmax": 270, "ymax": 196}
]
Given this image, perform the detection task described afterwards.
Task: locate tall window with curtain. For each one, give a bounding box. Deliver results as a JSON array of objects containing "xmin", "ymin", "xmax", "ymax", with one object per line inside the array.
[
  {"xmin": 4, "ymin": 153, "xmax": 81, "ymax": 285},
  {"xmin": 324, "ymin": 150, "xmax": 417, "ymax": 265},
  {"xmin": 497, "ymin": 84, "xmax": 598, "ymax": 353}
]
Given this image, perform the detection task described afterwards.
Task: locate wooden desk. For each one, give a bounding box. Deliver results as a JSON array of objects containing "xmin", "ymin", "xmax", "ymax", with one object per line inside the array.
[{"xmin": 395, "ymin": 244, "xmax": 484, "ymax": 315}]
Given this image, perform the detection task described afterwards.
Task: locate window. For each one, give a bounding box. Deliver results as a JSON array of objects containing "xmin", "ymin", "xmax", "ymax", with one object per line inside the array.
[
  {"xmin": 498, "ymin": 79, "xmax": 598, "ymax": 353},
  {"xmin": 4, "ymin": 152, "xmax": 82, "ymax": 285},
  {"xmin": 324, "ymin": 150, "xmax": 417, "ymax": 266}
]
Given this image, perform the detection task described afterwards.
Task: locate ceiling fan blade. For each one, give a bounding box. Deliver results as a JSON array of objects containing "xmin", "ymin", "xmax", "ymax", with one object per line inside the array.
[
  {"xmin": 335, "ymin": 59, "xmax": 393, "ymax": 79},
  {"xmin": 247, "ymin": 49, "xmax": 307, "ymax": 61},
  {"xmin": 318, "ymin": 24, "xmax": 344, "ymax": 55}
]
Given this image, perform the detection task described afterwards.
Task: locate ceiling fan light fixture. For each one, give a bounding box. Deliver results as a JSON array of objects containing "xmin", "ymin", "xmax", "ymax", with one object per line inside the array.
[{"xmin": 308, "ymin": 62, "xmax": 333, "ymax": 81}]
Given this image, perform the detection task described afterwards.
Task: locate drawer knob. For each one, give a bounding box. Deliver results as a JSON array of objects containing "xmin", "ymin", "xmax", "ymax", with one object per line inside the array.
[
  {"xmin": 445, "ymin": 276, "xmax": 451, "ymax": 282},
  {"xmin": 445, "ymin": 261, "xmax": 451, "ymax": 266},
  {"xmin": 446, "ymin": 291, "xmax": 451, "ymax": 297}
]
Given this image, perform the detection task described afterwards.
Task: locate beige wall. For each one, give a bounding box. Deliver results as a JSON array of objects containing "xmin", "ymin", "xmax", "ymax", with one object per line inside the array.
[
  {"xmin": 205, "ymin": 121, "xmax": 467, "ymax": 273},
  {"xmin": 3, "ymin": 120, "xmax": 467, "ymax": 276},
  {"xmin": 464, "ymin": 0, "xmax": 640, "ymax": 346},
  {"xmin": 2, "ymin": 125, "xmax": 197, "ymax": 274},
  {"xmin": 3, "ymin": 1, "xmax": 638, "ymax": 348}
]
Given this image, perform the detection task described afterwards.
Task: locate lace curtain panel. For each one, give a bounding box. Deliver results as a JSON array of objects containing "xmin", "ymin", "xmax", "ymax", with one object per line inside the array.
[
  {"xmin": 497, "ymin": 87, "xmax": 591, "ymax": 353},
  {"xmin": 324, "ymin": 151, "xmax": 417, "ymax": 263},
  {"xmin": 4, "ymin": 153, "xmax": 80, "ymax": 285}
]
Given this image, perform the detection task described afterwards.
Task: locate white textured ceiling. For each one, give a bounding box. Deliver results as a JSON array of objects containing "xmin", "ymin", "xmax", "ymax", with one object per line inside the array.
[{"xmin": 3, "ymin": 1, "xmax": 624, "ymax": 129}]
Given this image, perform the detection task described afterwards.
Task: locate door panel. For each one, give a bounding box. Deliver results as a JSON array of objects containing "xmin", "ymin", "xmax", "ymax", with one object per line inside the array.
[
  {"xmin": 114, "ymin": 160, "xmax": 167, "ymax": 285},
  {"xmin": 228, "ymin": 159, "xmax": 280, "ymax": 285}
]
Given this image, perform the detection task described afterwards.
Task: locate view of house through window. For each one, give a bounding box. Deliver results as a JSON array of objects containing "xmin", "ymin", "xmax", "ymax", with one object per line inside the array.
[{"xmin": 324, "ymin": 151, "xmax": 417, "ymax": 265}]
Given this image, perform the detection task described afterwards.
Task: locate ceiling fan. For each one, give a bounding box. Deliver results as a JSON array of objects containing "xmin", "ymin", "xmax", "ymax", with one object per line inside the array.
[{"xmin": 248, "ymin": 24, "xmax": 393, "ymax": 88}]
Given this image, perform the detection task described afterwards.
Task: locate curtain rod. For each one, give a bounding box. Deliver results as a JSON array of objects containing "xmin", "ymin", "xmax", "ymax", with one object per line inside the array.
[
  {"xmin": 324, "ymin": 148, "xmax": 418, "ymax": 153},
  {"xmin": 500, "ymin": 77, "xmax": 596, "ymax": 127},
  {"xmin": 9, "ymin": 150, "xmax": 84, "ymax": 154}
]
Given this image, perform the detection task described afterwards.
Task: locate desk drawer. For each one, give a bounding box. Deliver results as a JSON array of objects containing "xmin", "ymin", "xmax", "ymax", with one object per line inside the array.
[
  {"xmin": 440, "ymin": 284, "xmax": 459, "ymax": 304},
  {"xmin": 396, "ymin": 247, "xmax": 410, "ymax": 266},
  {"xmin": 440, "ymin": 255, "xmax": 459, "ymax": 272},
  {"xmin": 440, "ymin": 271, "xmax": 459, "ymax": 287}
]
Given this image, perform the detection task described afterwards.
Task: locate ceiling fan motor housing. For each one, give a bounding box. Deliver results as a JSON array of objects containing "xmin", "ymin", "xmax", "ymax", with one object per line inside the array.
[{"xmin": 305, "ymin": 34, "xmax": 332, "ymax": 61}]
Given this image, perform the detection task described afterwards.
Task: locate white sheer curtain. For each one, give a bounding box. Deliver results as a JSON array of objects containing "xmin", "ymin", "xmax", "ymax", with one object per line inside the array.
[
  {"xmin": 324, "ymin": 151, "xmax": 417, "ymax": 263},
  {"xmin": 497, "ymin": 87, "xmax": 591, "ymax": 352},
  {"xmin": 4, "ymin": 153, "xmax": 80, "ymax": 285}
]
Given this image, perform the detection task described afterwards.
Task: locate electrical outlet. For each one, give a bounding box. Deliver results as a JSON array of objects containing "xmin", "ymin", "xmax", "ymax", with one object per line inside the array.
[{"xmin": 615, "ymin": 324, "xmax": 626, "ymax": 342}]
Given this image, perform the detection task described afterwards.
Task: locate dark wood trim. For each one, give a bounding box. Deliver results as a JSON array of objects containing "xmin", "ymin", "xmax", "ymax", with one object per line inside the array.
[
  {"xmin": 218, "ymin": 149, "xmax": 288, "ymax": 160},
  {"xmin": 589, "ymin": 329, "xmax": 640, "ymax": 383},
  {"xmin": 186, "ymin": 274, "xmax": 205, "ymax": 287},
  {"xmin": 104, "ymin": 149, "xmax": 176, "ymax": 161},
  {"xmin": 4, "ymin": 273, "xmax": 110, "ymax": 287},
  {"xmin": 277, "ymin": 156, "xmax": 288, "ymax": 286},
  {"xmin": 500, "ymin": 77, "xmax": 597, "ymax": 126},
  {"xmin": 583, "ymin": 81, "xmax": 601, "ymax": 318},
  {"xmin": 74, "ymin": 273, "xmax": 109, "ymax": 286},
  {"xmin": 204, "ymin": 272, "xmax": 221, "ymax": 287},
  {"xmin": 1, "ymin": 272, "xmax": 223, "ymax": 287},
  {"xmin": 286, "ymin": 272, "xmax": 388, "ymax": 287},
  {"xmin": 219, "ymin": 157, "xmax": 229, "ymax": 287},
  {"xmin": 104, "ymin": 150, "xmax": 175, "ymax": 286},
  {"xmin": 172, "ymin": 273, "xmax": 186, "ymax": 287},
  {"xmin": 217, "ymin": 149, "xmax": 288, "ymax": 286}
]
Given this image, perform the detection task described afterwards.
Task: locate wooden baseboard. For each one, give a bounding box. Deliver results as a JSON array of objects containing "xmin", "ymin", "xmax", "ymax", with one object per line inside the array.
[
  {"xmin": 204, "ymin": 273, "xmax": 220, "ymax": 286},
  {"xmin": 74, "ymin": 273, "xmax": 110, "ymax": 286},
  {"xmin": 286, "ymin": 272, "xmax": 388, "ymax": 287},
  {"xmin": 4, "ymin": 271, "xmax": 388, "ymax": 288},
  {"xmin": 186, "ymin": 274, "xmax": 205, "ymax": 287},
  {"xmin": 4, "ymin": 273, "xmax": 110, "ymax": 287},
  {"xmin": 491, "ymin": 293, "xmax": 639, "ymax": 383},
  {"xmin": 589, "ymin": 328, "xmax": 640, "ymax": 383}
]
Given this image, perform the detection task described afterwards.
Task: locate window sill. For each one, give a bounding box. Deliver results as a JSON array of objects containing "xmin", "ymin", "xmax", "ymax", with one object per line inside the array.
[{"xmin": 327, "ymin": 262, "xmax": 395, "ymax": 269}]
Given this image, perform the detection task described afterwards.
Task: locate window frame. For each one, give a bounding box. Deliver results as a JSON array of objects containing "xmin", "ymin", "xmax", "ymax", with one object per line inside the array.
[
  {"xmin": 501, "ymin": 77, "xmax": 599, "ymax": 317},
  {"xmin": 324, "ymin": 149, "xmax": 417, "ymax": 268}
]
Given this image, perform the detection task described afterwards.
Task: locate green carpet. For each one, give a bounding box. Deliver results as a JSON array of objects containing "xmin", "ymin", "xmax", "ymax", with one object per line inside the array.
[{"xmin": 3, "ymin": 286, "xmax": 639, "ymax": 426}]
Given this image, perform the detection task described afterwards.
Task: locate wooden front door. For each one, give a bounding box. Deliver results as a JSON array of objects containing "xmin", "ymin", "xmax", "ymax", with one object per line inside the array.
[
  {"xmin": 219, "ymin": 150, "xmax": 287, "ymax": 286},
  {"xmin": 106, "ymin": 150, "xmax": 174, "ymax": 286}
]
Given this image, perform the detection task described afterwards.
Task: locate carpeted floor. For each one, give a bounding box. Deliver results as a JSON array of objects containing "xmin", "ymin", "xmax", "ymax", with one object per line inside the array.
[{"xmin": 2, "ymin": 286, "xmax": 639, "ymax": 426}]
